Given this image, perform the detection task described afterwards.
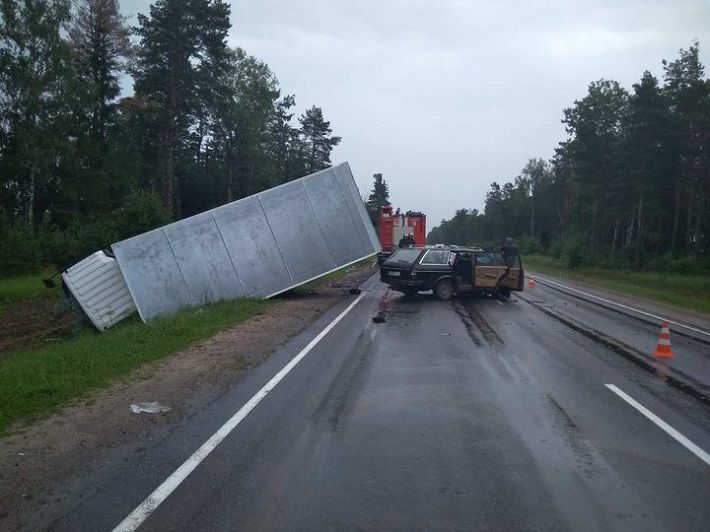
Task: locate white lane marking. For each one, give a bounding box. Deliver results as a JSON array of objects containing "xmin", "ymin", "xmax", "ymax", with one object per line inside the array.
[
  {"xmin": 535, "ymin": 275, "xmax": 710, "ymax": 339},
  {"xmin": 113, "ymin": 293, "xmax": 366, "ymax": 532},
  {"xmin": 605, "ymin": 384, "xmax": 710, "ymax": 467}
]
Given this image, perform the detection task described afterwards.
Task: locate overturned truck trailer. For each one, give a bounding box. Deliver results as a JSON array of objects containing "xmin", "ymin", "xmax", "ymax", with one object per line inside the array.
[{"xmin": 63, "ymin": 163, "xmax": 380, "ymax": 330}]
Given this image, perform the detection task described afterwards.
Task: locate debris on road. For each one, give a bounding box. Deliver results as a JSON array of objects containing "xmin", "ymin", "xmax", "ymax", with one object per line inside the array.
[
  {"xmin": 372, "ymin": 287, "xmax": 393, "ymax": 323},
  {"xmin": 129, "ymin": 402, "xmax": 172, "ymax": 414}
]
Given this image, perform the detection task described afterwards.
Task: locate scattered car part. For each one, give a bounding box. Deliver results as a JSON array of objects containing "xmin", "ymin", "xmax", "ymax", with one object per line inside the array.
[{"xmin": 130, "ymin": 402, "xmax": 172, "ymax": 414}]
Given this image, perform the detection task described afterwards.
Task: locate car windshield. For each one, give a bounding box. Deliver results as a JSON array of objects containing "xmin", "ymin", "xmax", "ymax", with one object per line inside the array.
[
  {"xmin": 420, "ymin": 250, "xmax": 451, "ymax": 265},
  {"xmin": 384, "ymin": 248, "xmax": 422, "ymax": 265}
]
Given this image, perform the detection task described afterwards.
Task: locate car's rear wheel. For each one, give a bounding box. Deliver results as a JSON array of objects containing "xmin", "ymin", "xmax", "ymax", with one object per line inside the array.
[{"xmin": 434, "ymin": 279, "xmax": 454, "ymax": 301}]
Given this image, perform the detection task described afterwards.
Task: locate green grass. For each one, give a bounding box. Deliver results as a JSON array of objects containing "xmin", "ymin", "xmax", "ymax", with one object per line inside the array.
[
  {"xmin": 523, "ymin": 254, "xmax": 710, "ymax": 315},
  {"xmin": 289, "ymin": 255, "xmax": 377, "ymax": 295},
  {"xmin": 0, "ymin": 298, "xmax": 275, "ymax": 433},
  {"xmin": 0, "ymin": 271, "xmax": 57, "ymax": 305}
]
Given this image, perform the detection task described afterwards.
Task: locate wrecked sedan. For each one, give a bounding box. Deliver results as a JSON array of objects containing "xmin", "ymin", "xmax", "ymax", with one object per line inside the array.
[{"xmin": 380, "ymin": 246, "xmax": 524, "ymax": 300}]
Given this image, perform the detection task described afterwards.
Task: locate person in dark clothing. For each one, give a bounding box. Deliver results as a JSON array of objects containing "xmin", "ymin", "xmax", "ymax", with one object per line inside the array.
[
  {"xmin": 406, "ymin": 233, "xmax": 415, "ymax": 247},
  {"xmin": 398, "ymin": 235, "xmax": 408, "ymax": 248},
  {"xmin": 494, "ymin": 237, "xmax": 518, "ymax": 301},
  {"xmin": 500, "ymin": 237, "xmax": 518, "ymax": 268}
]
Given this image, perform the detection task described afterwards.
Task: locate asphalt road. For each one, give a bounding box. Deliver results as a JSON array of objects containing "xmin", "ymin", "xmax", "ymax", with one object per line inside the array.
[{"xmin": 41, "ymin": 275, "xmax": 710, "ymax": 531}]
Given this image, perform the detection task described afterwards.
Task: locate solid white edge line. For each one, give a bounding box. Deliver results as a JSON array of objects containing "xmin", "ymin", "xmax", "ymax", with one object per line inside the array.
[
  {"xmin": 113, "ymin": 293, "xmax": 367, "ymax": 532},
  {"xmin": 605, "ymin": 384, "xmax": 710, "ymax": 467},
  {"xmin": 535, "ymin": 275, "xmax": 710, "ymax": 338}
]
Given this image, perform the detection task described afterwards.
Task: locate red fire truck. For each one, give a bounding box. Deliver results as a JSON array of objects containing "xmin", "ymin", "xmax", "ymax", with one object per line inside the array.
[{"xmin": 377, "ymin": 205, "xmax": 426, "ymax": 264}]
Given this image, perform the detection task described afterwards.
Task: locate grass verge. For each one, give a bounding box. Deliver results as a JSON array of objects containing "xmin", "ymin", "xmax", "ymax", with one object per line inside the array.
[
  {"xmin": 0, "ymin": 271, "xmax": 57, "ymax": 306},
  {"xmin": 523, "ymin": 254, "xmax": 710, "ymax": 315},
  {"xmin": 0, "ymin": 298, "xmax": 275, "ymax": 433},
  {"xmin": 289, "ymin": 255, "xmax": 376, "ymax": 295}
]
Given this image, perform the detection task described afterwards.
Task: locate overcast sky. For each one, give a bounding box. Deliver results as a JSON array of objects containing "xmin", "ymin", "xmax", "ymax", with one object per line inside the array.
[{"xmin": 121, "ymin": 0, "xmax": 710, "ymax": 227}]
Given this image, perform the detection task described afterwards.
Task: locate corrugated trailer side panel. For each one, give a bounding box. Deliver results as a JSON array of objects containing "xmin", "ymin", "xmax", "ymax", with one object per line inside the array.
[
  {"xmin": 62, "ymin": 251, "xmax": 136, "ymax": 330},
  {"xmin": 111, "ymin": 162, "xmax": 380, "ymax": 321}
]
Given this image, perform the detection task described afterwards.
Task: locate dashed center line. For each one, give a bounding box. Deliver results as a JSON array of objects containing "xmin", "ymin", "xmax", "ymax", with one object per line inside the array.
[{"xmin": 605, "ymin": 384, "xmax": 710, "ymax": 467}]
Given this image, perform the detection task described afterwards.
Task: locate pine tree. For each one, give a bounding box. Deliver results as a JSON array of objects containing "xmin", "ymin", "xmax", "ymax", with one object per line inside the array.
[
  {"xmin": 663, "ymin": 42, "xmax": 710, "ymax": 258},
  {"xmin": 366, "ymin": 173, "xmax": 390, "ymax": 224},
  {"xmin": 67, "ymin": 0, "xmax": 132, "ymax": 212},
  {"xmin": 0, "ymin": 0, "xmax": 73, "ymax": 225},
  {"xmin": 298, "ymin": 106, "xmax": 341, "ymax": 174},
  {"xmin": 132, "ymin": 0, "xmax": 231, "ymax": 214},
  {"xmin": 559, "ymin": 80, "xmax": 629, "ymax": 248},
  {"xmin": 69, "ymin": 0, "xmax": 130, "ymax": 142},
  {"xmin": 625, "ymin": 71, "xmax": 672, "ymax": 266},
  {"xmin": 516, "ymin": 158, "xmax": 549, "ymax": 238},
  {"xmin": 268, "ymin": 94, "xmax": 298, "ymax": 183},
  {"xmin": 207, "ymin": 48, "xmax": 283, "ymax": 207}
]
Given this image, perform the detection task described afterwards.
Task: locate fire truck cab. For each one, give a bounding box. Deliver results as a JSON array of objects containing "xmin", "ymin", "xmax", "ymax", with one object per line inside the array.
[{"xmin": 377, "ymin": 205, "xmax": 426, "ymax": 264}]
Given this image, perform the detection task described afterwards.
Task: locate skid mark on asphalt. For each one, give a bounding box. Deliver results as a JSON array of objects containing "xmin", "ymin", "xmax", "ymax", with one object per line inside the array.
[
  {"xmin": 547, "ymin": 394, "xmax": 579, "ymax": 432},
  {"xmin": 309, "ymin": 330, "xmax": 376, "ymax": 432},
  {"xmin": 455, "ymin": 298, "xmax": 503, "ymax": 346},
  {"xmin": 478, "ymin": 361, "xmax": 660, "ymax": 530}
]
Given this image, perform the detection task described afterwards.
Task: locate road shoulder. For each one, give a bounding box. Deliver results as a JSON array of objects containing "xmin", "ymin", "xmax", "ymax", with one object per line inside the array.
[
  {"xmin": 531, "ymin": 272, "xmax": 710, "ymax": 331},
  {"xmin": 0, "ymin": 264, "xmax": 376, "ymax": 531}
]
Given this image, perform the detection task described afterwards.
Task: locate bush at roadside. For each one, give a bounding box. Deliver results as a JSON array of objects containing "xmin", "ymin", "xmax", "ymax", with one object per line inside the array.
[
  {"xmin": 517, "ymin": 235, "xmax": 543, "ymax": 255},
  {"xmin": 0, "ymin": 191, "xmax": 172, "ymax": 277},
  {"xmin": 0, "ymin": 216, "xmax": 42, "ymax": 276}
]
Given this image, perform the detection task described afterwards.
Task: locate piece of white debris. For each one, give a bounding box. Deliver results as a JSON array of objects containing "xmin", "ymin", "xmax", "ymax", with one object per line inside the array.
[{"xmin": 130, "ymin": 402, "xmax": 171, "ymax": 414}]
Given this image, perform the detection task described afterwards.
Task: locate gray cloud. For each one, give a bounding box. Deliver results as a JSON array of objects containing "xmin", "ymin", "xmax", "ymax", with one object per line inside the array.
[{"xmin": 120, "ymin": 0, "xmax": 710, "ymax": 227}]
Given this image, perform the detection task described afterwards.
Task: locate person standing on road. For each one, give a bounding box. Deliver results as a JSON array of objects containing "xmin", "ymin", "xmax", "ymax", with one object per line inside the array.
[
  {"xmin": 501, "ymin": 237, "xmax": 518, "ymax": 267},
  {"xmin": 398, "ymin": 235, "xmax": 408, "ymax": 248},
  {"xmin": 406, "ymin": 233, "xmax": 415, "ymax": 247}
]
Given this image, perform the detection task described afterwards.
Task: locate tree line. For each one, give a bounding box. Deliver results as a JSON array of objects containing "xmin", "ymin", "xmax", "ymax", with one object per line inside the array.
[
  {"xmin": 0, "ymin": 0, "xmax": 341, "ymax": 275},
  {"xmin": 428, "ymin": 42, "xmax": 710, "ymax": 272}
]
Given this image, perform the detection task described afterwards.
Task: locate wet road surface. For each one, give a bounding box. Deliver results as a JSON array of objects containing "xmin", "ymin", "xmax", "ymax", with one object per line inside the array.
[{"xmin": 41, "ymin": 276, "xmax": 710, "ymax": 530}]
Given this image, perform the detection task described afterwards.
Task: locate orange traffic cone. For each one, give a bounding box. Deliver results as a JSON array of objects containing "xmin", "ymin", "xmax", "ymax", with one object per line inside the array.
[
  {"xmin": 528, "ymin": 273, "xmax": 535, "ymax": 289},
  {"xmin": 653, "ymin": 321, "xmax": 674, "ymax": 358}
]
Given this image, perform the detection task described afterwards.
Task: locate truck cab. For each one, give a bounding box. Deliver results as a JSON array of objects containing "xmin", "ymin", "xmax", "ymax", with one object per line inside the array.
[
  {"xmin": 377, "ymin": 206, "xmax": 426, "ymax": 264},
  {"xmin": 380, "ymin": 246, "xmax": 524, "ymax": 300}
]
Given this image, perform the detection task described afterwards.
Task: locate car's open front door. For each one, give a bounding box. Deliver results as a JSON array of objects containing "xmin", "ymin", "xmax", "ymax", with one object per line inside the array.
[{"xmin": 473, "ymin": 252, "xmax": 524, "ymax": 291}]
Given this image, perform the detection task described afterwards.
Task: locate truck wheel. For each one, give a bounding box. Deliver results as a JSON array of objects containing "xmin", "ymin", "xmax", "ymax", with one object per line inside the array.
[{"xmin": 434, "ymin": 279, "xmax": 454, "ymax": 301}]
